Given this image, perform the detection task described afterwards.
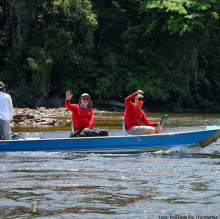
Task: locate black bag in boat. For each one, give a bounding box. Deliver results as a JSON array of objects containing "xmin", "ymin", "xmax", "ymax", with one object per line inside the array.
[
  {"xmin": 70, "ymin": 128, "xmax": 108, "ymax": 138},
  {"xmin": 88, "ymin": 128, "xmax": 108, "ymax": 137}
]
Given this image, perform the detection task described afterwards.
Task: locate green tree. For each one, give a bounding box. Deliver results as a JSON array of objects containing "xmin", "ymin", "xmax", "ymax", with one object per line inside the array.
[
  {"xmin": 139, "ymin": 0, "xmax": 220, "ymax": 109},
  {"xmin": 27, "ymin": 48, "xmax": 53, "ymax": 106},
  {"xmin": 1, "ymin": 0, "xmax": 220, "ymax": 111},
  {"xmin": 0, "ymin": 0, "xmax": 97, "ymax": 106}
]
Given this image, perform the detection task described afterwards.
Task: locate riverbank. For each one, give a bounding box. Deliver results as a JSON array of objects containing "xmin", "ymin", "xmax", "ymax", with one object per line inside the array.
[
  {"xmin": 11, "ymin": 106, "xmax": 220, "ymax": 127},
  {"xmin": 11, "ymin": 107, "xmax": 114, "ymax": 126},
  {"xmin": 13, "ymin": 107, "xmax": 111, "ymax": 117},
  {"xmin": 11, "ymin": 107, "xmax": 71, "ymax": 126}
]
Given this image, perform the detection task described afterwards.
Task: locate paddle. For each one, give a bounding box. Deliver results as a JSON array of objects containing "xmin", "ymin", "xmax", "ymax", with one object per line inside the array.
[
  {"xmin": 11, "ymin": 132, "xmax": 26, "ymax": 140},
  {"xmin": 160, "ymin": 115, "xmax": 169, "ymax": 125}
]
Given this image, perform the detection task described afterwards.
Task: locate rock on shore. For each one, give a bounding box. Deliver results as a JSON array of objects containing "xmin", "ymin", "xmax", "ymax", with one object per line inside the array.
[
  {"xmin": 13, "ymin": 107, "xmax": 71, "ymax": 117},
  {"xmin": 11, "ymin": 107, "xmax": 71, "ymax": 126},
  {"xmin": 11, "ymin": 107, "xmax": 114, "ymax": 126}
]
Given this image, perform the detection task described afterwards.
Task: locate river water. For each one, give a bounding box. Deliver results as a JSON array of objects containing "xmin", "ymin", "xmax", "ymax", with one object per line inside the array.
[{"xmin": 1, "ymin": 112, "xmax": 220, "ymax": 218}]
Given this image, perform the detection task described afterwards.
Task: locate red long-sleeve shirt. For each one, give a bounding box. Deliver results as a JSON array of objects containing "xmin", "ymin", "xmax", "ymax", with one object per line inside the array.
[
  {"xmin": 65, "ymin": 100, "xmax": 94, "ymax": 131},
  {"xmin": 124, "ymin": 93, "xmax": 157, "ymax": 131}
]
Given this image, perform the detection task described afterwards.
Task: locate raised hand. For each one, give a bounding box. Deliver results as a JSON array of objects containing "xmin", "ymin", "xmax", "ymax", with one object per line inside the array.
[
  {"xmin": 137, "ymin": 90, "xmax": 144, "ymax": 95},
  {"xmin": 66, "ymin": 91, "xmax": 73, "ymax": 100}
]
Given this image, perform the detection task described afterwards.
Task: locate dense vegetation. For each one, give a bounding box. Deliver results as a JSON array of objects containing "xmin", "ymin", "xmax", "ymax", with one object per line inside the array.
[{"xmin": 0, "ymin": 0, "xmax": 220, "ymax": 111}]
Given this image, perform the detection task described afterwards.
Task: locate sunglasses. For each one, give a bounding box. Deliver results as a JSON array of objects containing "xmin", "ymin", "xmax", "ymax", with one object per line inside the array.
[
  {"xmin": 135, "ymin": 98, "xmax": 145, "ymax": 101},
  {"xmin": 82, "ymin": 97, "xmax": 90, "ymax": 101}
]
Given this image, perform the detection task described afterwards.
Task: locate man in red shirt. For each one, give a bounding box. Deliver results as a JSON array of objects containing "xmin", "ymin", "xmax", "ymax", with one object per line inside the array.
[
  {"xmin": 124, "ymin": 90, "xmax": 162, "ymax": 135},
  {"xmin": 65, "ymin": 91, "xmax": 108, "ymax": 137}
]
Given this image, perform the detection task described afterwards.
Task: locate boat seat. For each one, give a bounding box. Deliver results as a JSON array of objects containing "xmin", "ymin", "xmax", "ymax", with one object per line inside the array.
[
  {"xmin": 122, "ymin": 117, "xmax": 131, "ymax": 136},
  {"xmin": 71, "ymin": 120, "xmax": 75, "ymax": 132}
]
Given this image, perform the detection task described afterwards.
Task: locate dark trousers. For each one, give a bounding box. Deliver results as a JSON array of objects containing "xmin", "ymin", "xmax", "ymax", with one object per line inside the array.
[
  {"xmin": 70, "ymin": 128, "xmax": 108, "ymax": 138},
  {"xmin": 87, "ymin": 128, "xmax": 108, "ymax": 137}
]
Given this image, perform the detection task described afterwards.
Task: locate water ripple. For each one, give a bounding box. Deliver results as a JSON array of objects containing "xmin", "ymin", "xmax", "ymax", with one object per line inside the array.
[{"xmin": 1, "ymin": 146, "xmax": 220, "ymax": 218}]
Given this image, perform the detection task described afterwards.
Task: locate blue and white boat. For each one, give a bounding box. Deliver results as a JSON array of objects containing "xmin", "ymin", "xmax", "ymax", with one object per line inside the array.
[{"xmin": 1, "ymin": 125, "xmax": 220, "ymax": 153}]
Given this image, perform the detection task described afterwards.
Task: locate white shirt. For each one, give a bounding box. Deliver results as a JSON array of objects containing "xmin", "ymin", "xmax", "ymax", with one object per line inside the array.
[{"xmin": 0, "ymin": 91, "xmax": 13, "ymax": 121}]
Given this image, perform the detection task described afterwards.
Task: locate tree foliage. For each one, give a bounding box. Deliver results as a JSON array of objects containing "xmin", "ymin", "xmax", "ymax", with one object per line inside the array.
[{"xmin": 0, "ymin": 0, "xmax": 220, "ymax": 111}]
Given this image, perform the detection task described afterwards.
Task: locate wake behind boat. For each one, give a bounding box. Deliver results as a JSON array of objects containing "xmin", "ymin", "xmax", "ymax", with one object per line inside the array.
[{"xmin": 1, "ymin": 125, "xmax": 220, "ymax": 153}]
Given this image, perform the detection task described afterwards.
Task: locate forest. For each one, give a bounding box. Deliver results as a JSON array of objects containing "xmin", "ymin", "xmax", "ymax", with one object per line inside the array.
[{"xmin": 0, "ymin": 0, "xmax": 220, "ymax": 112}]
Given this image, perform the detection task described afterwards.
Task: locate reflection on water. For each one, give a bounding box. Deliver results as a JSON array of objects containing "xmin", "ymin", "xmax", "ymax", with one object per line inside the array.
[{"xmin": 11, "ymin": 112, "xmax": 220, "ymax": 133}]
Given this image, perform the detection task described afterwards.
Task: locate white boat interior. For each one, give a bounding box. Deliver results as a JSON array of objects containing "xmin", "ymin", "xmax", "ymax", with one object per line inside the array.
[{"xmin": 11, "ymin": 126, "xmax": 212, "ymax": 140}]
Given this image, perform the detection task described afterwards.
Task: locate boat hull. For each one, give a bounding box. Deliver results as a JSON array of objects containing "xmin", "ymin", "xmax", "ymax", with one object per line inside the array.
[{"xmin": 0, "ymin": 128, "xmax": 219, "ymax": 153}]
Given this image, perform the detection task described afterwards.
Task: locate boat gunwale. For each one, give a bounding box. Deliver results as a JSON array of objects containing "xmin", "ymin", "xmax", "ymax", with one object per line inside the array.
[{"xmin": 1, "ymin": 126, "xmax": 220, "ymax": 142}]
